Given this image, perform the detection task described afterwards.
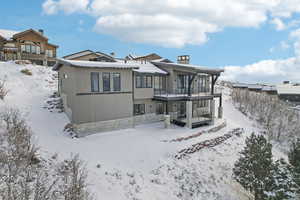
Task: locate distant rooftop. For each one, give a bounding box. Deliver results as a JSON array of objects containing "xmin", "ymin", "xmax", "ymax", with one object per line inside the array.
[{"xmin": 0, "ymin": 29, "xmax": 20, "ymax": 40}]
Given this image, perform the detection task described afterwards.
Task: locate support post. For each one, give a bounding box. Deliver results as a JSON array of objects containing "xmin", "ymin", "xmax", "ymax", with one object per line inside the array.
[
  {"xmin": 210, "ymin": 99, "xmax": 216, "ymax": 125},
  {"xmin": 186, "ymin": 101, "xmax": 193, "ymax": 128},
  {"xmin": 218, "ymin": 96, "xmax": 223, "ymax": 118}
]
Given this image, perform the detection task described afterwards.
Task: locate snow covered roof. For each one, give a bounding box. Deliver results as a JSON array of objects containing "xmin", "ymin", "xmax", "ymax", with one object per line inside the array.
[
  {"xmin": 248, "ymin": 84, "xmax": 263, "ymax": 90},
  {"xmin": 54, "ymin": 59, "xmax": 139, "ymax": 70},
  {"xmin": 232, "ymin": 83, "xmax": 248, "ymax": 88},
  {"xmin": 261, "ymin": 85, "xmax": 277, "ymax": 92},
  {"xmin": 115, "ymin": 59, "xmax": 167, "ymax": 74},
  {"xmin": 54, "ymin": 59, "xmax": 168, "ymax": 74},
  {"xmin": 152, "ymin": 61, "xmax": 224, "ymax": 75},
  {"xmin": 277, "ymin": 84, "xmax": 300, "ymax": 95},
  {"xmin": 0, "ymin": 29, "xmax": 20, "ymax": 40},
  {"xmin": 63, "ymin": 50, "xmax": 94, "ymax": 59}
]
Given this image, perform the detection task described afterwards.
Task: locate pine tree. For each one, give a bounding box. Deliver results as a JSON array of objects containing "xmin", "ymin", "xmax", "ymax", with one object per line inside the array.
[
  {"xmin": 268, "ymin": 159, "xmax": 298, "ymax": 200},
  {"xmin": 288, "ymin": 139, "xmax": 300, "ymax": 194},
  {"xmin": 233, "ymin": 133, "xmax": 273, "ymax": 200}
]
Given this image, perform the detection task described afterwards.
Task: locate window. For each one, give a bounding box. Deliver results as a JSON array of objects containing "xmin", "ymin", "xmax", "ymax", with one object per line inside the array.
[
  {"xmin": 146, "ymin": 76, "xmax": 152, "ymax": 88},
  {"xmin": 36, "ymin": 46, "xmax": 40, "ymax": 54},
  {"xmin": 136, "ymin": 76, "xmax": 142, "ymax": 88},
  {"xmin": 134, "ymin": 104, "xmax": 145, "ymax": 115},
  {"xmin": 31, "ymin": 45, "xmax": 36, "ymax": 54},
  {"xmin": 25, "ymin": 44, "xmax": 31, "ymax": 53},
  {"xmin": 21, "ymin": 45, "xmax": 25, "ymax": 52},
  {"xmin": 91, "ymin": 72, "xmax": 99, "ymax": 92},
  {"xmin": 103, "ymin": 72, "xmax": 111, "ymax": 92},
  {"xmin": 177, "ymin": 75, "xmax": 187, "ymax": 89},
  {"xmin": 113, "ymin": 73, "xmax": 121, "ymax": 91},
  {"xmin": 156, "ymin": 103, "xmax": 164, "ymax": 115},
  {"xmin": 46, "ymin": 50, "xmax": 53, "ymax": 58},
  {"xmin": 136, "ymin": 75, "xmax": 152, "ymax": 88}
]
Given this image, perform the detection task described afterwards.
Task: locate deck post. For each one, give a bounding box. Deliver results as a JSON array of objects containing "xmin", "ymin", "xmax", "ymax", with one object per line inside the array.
[
  {"xmin": 186, "ymin": 101, "xmax": 193, "ymax": 128},
  {"xmin": 210, "ymin": 99, "xmax": 216, "ymax": 125}
]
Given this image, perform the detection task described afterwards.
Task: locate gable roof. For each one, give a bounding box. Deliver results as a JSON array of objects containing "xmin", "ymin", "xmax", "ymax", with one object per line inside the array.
[
  {"xmin": 63, "ymin": 50, "xmax": 115, "ymax": 61},
  {"xmin": 0, "ymin": 28, "xmax": 49, "ymax": 41},
  {"xmin": 126, "ymin": 53, "xmax": 162, "ymax": 61},
  {"xmin": 13, "ymin": 29, "xmax": 48, "ymax": 40},
  {"xmin": 0, "ymin": 29, "xmax": 20, "ymax": 40},
  {"xmin": 63, "ymin": 50, "xmax": 94, "ymax": 59}
]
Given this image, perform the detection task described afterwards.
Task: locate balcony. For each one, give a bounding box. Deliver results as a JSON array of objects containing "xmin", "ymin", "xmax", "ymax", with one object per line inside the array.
[{"xmin": 153, "ymin": 88, "xmax": 222, "ymax": 101}]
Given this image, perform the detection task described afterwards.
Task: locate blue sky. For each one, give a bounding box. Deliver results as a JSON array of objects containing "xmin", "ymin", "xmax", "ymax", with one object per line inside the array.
[{"xmin": 1, "ymin": 0, "xmax": 300, "ymax": 83}]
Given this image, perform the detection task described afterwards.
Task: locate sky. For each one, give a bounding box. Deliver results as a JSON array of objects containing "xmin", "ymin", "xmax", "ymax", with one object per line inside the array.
[{"xmin": 1, "ymin": 0, "xmax": 300, "ymax": 84}]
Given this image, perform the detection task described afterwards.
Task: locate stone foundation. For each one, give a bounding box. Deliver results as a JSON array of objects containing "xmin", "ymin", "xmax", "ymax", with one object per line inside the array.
[{"xmin": 74, "ymin": 113, "xmax": 164, "ymax": 137}]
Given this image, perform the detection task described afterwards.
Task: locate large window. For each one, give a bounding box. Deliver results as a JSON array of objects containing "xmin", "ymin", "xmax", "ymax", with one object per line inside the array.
[
  {"xmin": 22, "ymin": 44, "xmax": 41, "ymax": 54},
  {"xmin": 136, "ymin": 75, "xmax": 152, "ymax": 88},
  {"xmin": 103, "ymin": 72, "xmax": 111, "ymax": 92},
  {"xmin": 91, "ymin": 72, "xmax": 99, "ymax": 92},
  {"xmin": 46, "ymin": 50, "xmax": 53, "ymax": 57},
  {"xmin": 198, "ymin": 75, "xmax": 209, "ymax": 92},
  {"xmin": 31, "ymin": 45, "xmax": 36, "ymax": 54},
  {"xmin": 36, "ymin": 46, "xmax": 41, "ymax": 54},
  {"xmin": 134, "ymin": 104, "xmax": 145, "ymax": 115},
  {"xmin": 25, "ymin": 44, "xmax": 31, "ymax": 53},
  {"xmin": 21, "ymin": 45, "xmax": 25, "ymax": 52},
  {"xmin": 113, "ymin": 73, "xmax": 121, "ymax": 91}
]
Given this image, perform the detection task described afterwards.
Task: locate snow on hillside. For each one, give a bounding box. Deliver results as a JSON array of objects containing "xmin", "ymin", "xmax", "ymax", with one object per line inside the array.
[{"xmin": 0, "ymin": 61, "xmax": 285, "ymax": 199}]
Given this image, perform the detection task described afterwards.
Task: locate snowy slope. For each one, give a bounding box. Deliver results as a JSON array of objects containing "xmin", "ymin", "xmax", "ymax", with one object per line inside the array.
[{"xmin": 0, "ymin": 61, "xmax": 284, "ymax": 199}]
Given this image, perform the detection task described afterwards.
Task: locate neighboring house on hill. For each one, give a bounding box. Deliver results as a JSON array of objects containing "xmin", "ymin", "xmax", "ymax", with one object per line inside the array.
[
  {"xmin": 261, "ymin": 85, "xmax": 277, "ymax": 95},
  {"xmin": 63, "ymin": 50, "xmax": 116, "ymax": 62},
  {"xmin": 53, "ymin": 54, "xmax": 224, "ymax": 136},
  {"xmin": 125, "ymin": 53, "xmax": 173, "ymax": 63},
  {"xmin": 247, "ymin": 84, "xmax": 263, "ymax": 92},
  {"xmin": 0, "ymin": 28, "xmax": 58, "ymax": 66},
  {"xmin": 232, "ymin": 83, "xmax": 248, "ymax": 89},
  {"xmin": 277, "ymin": 83, "xmax": 300, "ymax": 104}
]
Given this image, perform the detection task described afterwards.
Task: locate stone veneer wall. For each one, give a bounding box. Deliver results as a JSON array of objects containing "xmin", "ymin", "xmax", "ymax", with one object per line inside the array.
[
  {"xmin": 74, "ymin": 113, "xmax": 164, "ymax": 137},
  {"xmin": 61, "ymin": 93, "xmax": 72, "ymax": 121}
]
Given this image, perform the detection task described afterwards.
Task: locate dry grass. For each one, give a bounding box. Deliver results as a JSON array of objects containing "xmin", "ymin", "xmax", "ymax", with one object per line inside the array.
[
  {"xmin": 0, "ymin": 79, "xmax": 8, "ymax": 100},
  {"xmin": 20, "ymin": 68, "xmax": 33, "ymax": 76}
]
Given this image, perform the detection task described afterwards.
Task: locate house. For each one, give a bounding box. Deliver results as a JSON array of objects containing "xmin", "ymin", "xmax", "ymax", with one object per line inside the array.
[
  {"xmin": 277, "ymin": 83, "xmax": 300, "ymax": 104},
  {"xmin": 0, "ymin": 28, "xmax": 58, "ymax": 66},
  {"xmin": 247, "ymin": 84, "xmax": 263, "ymax": 92},
  {"xmin": 63, "ymin": 50, "xmax": 116, "ymax": 62},
  {"xmin": 53, "ymin": 53, "xmax": 224, "ymax": 136},
  {"xmin": 261, "ymin": 85, "xmax": 277, "ymax": 95}
]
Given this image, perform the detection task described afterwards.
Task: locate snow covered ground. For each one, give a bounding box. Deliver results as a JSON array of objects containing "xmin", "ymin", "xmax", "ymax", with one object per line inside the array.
[{"xmin": 0, "ymin": 61, "xmax": 285, "ymax": 199}]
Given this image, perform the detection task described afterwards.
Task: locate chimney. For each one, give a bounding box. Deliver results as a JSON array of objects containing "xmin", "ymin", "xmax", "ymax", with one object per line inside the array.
[
  {"xmin": 177, "ymin": 55, "xmax": 190, "ymax": 64},
  {"xmin": 38, "ymin": 29, "xmax": 44, "ymax": 35},
  {"xmin": 110, "ymin": 52, "xmax": 115, "ymax": 57}
]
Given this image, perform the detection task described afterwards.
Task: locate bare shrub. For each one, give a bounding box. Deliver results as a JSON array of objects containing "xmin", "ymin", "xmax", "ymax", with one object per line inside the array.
[
  {"xmin": 231, "ymin": 88, "xmax": 299, "ymax": 144},
  {"xmin": 0, "ymin": 79, "xmax": 8, "ymax": 100},
  {"xmin": 20, "ymin": 68, "xmax": 32, "ymax": 76},
  {"xmin": 0, "ymin": 109, "xmax": 93, "ymax": 200},
  {"xmin": 57, "ymin": 154, "xmax": 93, "ymax": 200}
]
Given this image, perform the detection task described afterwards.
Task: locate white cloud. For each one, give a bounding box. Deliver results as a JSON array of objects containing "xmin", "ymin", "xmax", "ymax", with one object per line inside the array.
[
  {"xmin": 271, "ymin": 18, "xmax": 286, "ymax": 30},
  {"xmin": 42, "ymin": 0, "xmax": 300, "ymax": 47},
  {"xmin": 42, "ymin": 0, "xmax": 89, "ymax": 15},
  {"xmin": 221, "ymin": 57, "xmax": 300, "ymax": 83}
]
